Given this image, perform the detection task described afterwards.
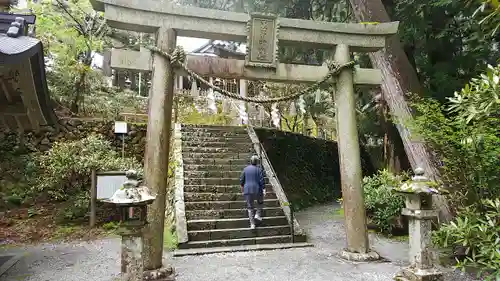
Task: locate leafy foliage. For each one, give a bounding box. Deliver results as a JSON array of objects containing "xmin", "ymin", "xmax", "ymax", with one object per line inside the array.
[
  {"xmin": 390, "ymin": 0, "xmax": 500, "ymax": 102},
  {"xmin": 410, "ymin": 70, "xmax": 500, "ymax": 208},
  {"xmin": 55, "ymin": 192, "xmax": 90, "ymax": 223},
  {"xmin": 178, "ymin": 103, "xmax": 233, "ymax": 126},
  {"xmin": 30, "ymin": 0, "xmax": 108, "ymax": 113},
  {"xmin": 466, "ymin": 0, "xmax": 500, "ymax": 35},
  {"xmin": 409, "ymin": 65, "xmax": 500, "ymax": 276},
  {"xmin": 33, "ymin": 135, "xmax": 143, "ymax": 201},
  {"xmin": 27, "ymin": 0, "xmax": 146, "ymax": 118},
  {"xmin": 363, "ymin": 170, "xmax": 407, "ymax": 235},
  {"xmin": 448, "ymin": 64, "xmax": 500, "ymax": 124},
  {"xmin": 432, "ymin": 199, "xmax": 500, "ymax": 280},
  {"xmin": 0, "ymin": 133, "xmax": 38, "ymax": 207}
]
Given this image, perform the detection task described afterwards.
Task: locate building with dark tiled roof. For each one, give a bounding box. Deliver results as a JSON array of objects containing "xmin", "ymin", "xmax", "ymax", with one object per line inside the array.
[{"xmin": 0, "ymin": 10, "xmax": 58, "ymax": 132}]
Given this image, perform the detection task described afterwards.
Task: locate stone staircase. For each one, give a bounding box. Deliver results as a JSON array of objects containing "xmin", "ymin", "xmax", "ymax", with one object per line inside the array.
[{"xmin": 174, "ymin": 124, "xmax": 309, "ymax": 255}]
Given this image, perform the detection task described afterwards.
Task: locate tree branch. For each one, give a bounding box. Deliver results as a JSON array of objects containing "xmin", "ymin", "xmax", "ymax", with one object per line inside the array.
[{"xmin": 53, "ymin": 0, "xmax": 88, "ymax": 37}]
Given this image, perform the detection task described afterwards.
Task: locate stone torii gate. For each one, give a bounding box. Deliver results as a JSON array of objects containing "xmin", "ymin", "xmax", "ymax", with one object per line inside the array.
[{"xmin": 91, "ymin": 0, "xmax": 398, "ymax": 272}]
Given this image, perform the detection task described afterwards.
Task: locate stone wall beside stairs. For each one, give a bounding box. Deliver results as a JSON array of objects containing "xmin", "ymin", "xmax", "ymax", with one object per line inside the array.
[{"xmin": 254, "ymin": 128, "xmax": 376, "ymax": 211}]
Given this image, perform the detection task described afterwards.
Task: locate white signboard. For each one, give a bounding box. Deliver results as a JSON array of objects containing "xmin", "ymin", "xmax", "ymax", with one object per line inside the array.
[
  {"xmin": 114, "ymin": 121, "xmax": 128, "ymax": 134},
  {"xmin": 96, "ymin": 173, "xmax": 127, "ymax": 199}
]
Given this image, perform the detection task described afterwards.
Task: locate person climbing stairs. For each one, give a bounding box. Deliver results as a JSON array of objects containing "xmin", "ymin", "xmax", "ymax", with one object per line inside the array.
[{"xmin": 175, "ymin": 124, "xmax": 308, "ymax": 253}]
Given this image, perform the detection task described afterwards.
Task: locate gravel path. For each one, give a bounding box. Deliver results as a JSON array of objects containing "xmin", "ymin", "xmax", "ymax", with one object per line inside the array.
[{"xmin": 0, "ymin": 203, "xmax": 478, "ymax": 281}]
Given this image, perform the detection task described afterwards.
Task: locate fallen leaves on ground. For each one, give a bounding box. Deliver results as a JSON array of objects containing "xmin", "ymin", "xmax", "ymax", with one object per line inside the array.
[{"xmin": 0, "ymin": 203, "xmax": 110, "ymax": 247}]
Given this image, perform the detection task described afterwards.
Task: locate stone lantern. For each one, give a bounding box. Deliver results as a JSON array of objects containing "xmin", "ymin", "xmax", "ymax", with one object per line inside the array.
[
  {"xmin": 394, "ymin": 167, "xmax": 444, "ymax": 281},
  {"xmin": 100, "ymin": 170, "xmax": 155, "ymax": 281}
]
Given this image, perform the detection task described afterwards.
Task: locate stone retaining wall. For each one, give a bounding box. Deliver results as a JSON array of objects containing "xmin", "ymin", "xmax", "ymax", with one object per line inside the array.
[
  {"xmin": 254, "ymin": 128, "xmax": 376, "ymax": 210},
  {"xmin": 0, "ymin": 118, "xmax": 148, "ymax": 162}
]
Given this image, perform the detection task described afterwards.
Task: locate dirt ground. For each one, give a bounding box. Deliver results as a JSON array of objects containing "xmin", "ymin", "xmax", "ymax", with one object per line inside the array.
[{"xmin": 0, "ymin": 203, "xmax": 111, "ymax": 247}]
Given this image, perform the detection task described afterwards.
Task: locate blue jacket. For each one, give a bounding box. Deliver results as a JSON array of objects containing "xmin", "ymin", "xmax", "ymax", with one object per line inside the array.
[{"xmin": 240, "ymin": 165, "xmax": 265, "ymax": 195}]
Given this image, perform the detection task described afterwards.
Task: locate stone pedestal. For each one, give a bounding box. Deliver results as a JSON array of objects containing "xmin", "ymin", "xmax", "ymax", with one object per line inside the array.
[
  {"xmin": 118, "ymin": 222, "xmax": 145, "ymax": 281},
  {"xmin": 121, "ymin": 235, "xmax": 143, "ymax": 280},
  {"xmin": 119, "ymin": 223, "xmax": 175, "ymax": 281},
  {"xmin": 394, "ymin": 168, "xmax": 443, "ymax": 281}
]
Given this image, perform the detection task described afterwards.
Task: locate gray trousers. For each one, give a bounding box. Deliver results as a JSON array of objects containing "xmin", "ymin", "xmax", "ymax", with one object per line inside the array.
[
  {"xmin": 244, "ymin": 193, "xmax": 264, "ymax": 210},
  {"xmin": 244, "ymin": 193, "xmax": 264, "ymax": 224}
]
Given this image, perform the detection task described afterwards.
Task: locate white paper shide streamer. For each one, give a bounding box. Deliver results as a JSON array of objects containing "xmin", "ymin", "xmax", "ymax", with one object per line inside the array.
[
  {"xmin": 289, "ymin": 101, "xmax": 296, "ymax": 117},
  {"xmin": 314, "ymin": 89, "xmax": 322, "ymax": 104},
  {"xmin": 190, "ymin": 79, "xmax": 199, "ymax": 97},
  {"xmin": 207, "ymin": 88, "xmax": 217, "ymax": 114},
  {"xmin": 221, "ymin": 97, "xmax": 230, "ymax": 114},
  {"xmin": 190, "ymin": 79, "xmax": 202, "ymax": 113},
  {"xmin": 238, "ymin": 103, "xmax": 248, "ymax": 124},
  {"xmin": 271, "ymin": 103, "xmax": 280, "ymax": 128},
  {"xmin": 298, "ymin": 96, "xmax": 306, "ymax": 114}
]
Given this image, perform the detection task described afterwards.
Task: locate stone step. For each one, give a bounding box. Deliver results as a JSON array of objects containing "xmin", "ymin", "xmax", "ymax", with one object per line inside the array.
[
  {"xmin": 173, "ymin": 242, "xmax": 314, "ymax": 257},
  {"xmin": 181, "ymin": 136, "xmax": 251, "ymax": 142},
  {"xmin": 188, "ymin": 225, "xmax": 291, "ymax": 241},
  {"xmin": 182, "ymin": 146, "xmax": 255, "ymax": 154},
  {"xmin": 185, "ymin": 199, "xmax": 280, "ymax": 210},
  {"xmin": 182, "ymin": 152, "xmax": 255, "ymax": 159},
  {"xmin": 178, "ymin": 235, "xmax": 293, "ymax": 249},
  {"xmin": 187, "ymin": 216, "xmax": 288, "ymax": 230},
  {"xmin": 184, "ymin": 177, "xmax": 269, "ymax": 186},
  {"xmin": 182, "ymin": 141, "xmax": 253, "ymax": 148},
  {"xmin": 183, "ymin": 184, "xmax": 272, "ymax": 193},
  {"xmin": 181, "ymin": 131, "xmax": 249, "ymax": 138},
  {"xmin": 184, "ymin": 192, "xmax": 276, "ymax": 202},
  {"xmin": 183, "ymin": 164, "xmax": 248, "ymax": 172},
  {"xmin": 185, "ymin": 207, "xmax": 283, "ymax": 220},
  {"xmin": 183, "ymin": 158, "xmax": 249, "ymax": 165},
  {"xmin": 181, "ymin": 124, "xmax": 247, "ymax": 131},
  {"xmin": 184, "ymin": 171, "xmax": 249, "ymax": 178}
]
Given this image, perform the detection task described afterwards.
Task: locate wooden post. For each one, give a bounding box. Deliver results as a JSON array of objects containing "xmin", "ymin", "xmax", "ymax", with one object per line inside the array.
[
  {"xmin": 90, "ymin": 169, "xmax": 97, "ymax": 227},
  {"xmin": 142, "ymin": 28, "xmax": 177, "ymax": 270},
  {"xmin": 334, "ymin": 44, "xmax": 370, "ymax": 254}
]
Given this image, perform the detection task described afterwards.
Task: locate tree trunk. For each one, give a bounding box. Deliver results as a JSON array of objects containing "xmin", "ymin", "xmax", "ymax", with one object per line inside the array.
[
  {"xmin": 348, "ymin": 0, "xmax": 452, "ymax": 222},
  {"xmin": 71, "ymin": 70, "xmax": 86, "ymax": 114}
]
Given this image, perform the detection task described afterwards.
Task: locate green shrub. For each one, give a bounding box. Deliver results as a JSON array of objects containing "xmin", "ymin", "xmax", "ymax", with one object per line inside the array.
[
  {"xmin": 55, "ymin": 192, "xmax": 90, "ymax": 223},
  {"xmin": 410, "ymin": 98, "xmax": 500, "ymax": 208},
  {"xmin": 447, "ymin": 64, "xmax": 500, "ymax": 125},
  {"xmin": 4, "ymin": 194, "xmax": 23, "ymax": 206},
  {"xmin": 363, "ymin": 170, "xmax": 407, "ymax": 235},
  {"xmin": 432, "ymin": 198, "xmax": 500, "ymax": 280},
  {"xmin": 179, "ymin": 103, "xmax": 233, "ymax": 126},
  {"xmin": 0, "ymin": 132, "xmax": 38, "ymax": 201},
  {"xmin": 34, "ymin": 134, "xmax": 143, "ymax": 201},
  {"xmin": 409, "ymin": 65, "xmax": 500, "ymax": 208},
  {"xmin": 102, "ymin": 221, "xmax": 120, "ymax": 231}
]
